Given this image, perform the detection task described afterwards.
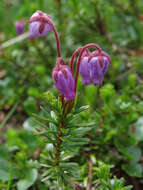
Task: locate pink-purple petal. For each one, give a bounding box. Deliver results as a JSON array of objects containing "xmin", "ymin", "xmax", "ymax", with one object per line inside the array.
[
  {"xmin": 79, "ymin": 57, "xmax": 91, "ymax": 85},
  {"xmin": 89, "ymin": 57, "xmax": 103, "ymax": 86},
  {"xmin": 52, "ymin": 66, "xmax": 75, "ymax": 100},
  {"xmin": 102, "ymin": 57, "xmax": 110, "ymax": 75}
]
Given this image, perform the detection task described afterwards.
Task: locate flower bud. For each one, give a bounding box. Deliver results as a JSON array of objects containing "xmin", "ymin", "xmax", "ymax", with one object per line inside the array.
[
  {"xmin": 29, "ymin": 10, "xmax": 52, "ymax": 39},
  {"xmin": 14, "ymin": 19, "xmax": 25, "ymax": 35},
  {"xmin": 52, "ymin": 64, "xmax": 75, "ymax": 100}
]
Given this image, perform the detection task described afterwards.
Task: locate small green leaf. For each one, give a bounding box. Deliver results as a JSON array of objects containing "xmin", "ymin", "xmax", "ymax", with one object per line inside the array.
[
  {"xmin": 72, "ymin": 122, "xmax": 95, "ymax": 127},
  {"xmin": 70, "ymin": 127, "xmax": 91, "ymax": 135},
  {"xmin": 100, "ymin": 84, "xmax": 115, "ymax": 102},
  {"xmin": 0, "ymin": 159, "xmax": 11, "ymax": 181},
  {"xmin": 114, "ymin": 140, "xmax": 133, "ymax": 160},
  {"xmin": 126, "ymin": 146, "xmax": 141, "ymax": 163},
  {"xmin": 68, "ymin": 138, "xmax": 89, "ymax": 142},
  {"xmin": 134, "ymin": 117, "xmax": 143, "ymax": 142},
  {"xmin": 122, "ymin": 163, "xmax": 142, "ymax": 177},
  {"xmin": 66, "ymin": 114, "xmax": 79, "ymax": 124},
  {"xmin": 17, "ymin": 169, "xmax": 38, "ymax": 190},
  {"xmin": 60, "ymin": 162, "xmax": 78, "ymax": 169},
  {"xmin": 33, "ymin": 113, "xmax": 57, "ymax": 125},
  {"xmin": 74, "ymin": 105, "xmax": 89, "ymax": 114}
]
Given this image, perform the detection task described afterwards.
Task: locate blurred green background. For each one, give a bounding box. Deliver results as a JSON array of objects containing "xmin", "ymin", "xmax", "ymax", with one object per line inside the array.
[{"xmin": 0, "ymin": 0, "xmax": 143, "ymax": 189}]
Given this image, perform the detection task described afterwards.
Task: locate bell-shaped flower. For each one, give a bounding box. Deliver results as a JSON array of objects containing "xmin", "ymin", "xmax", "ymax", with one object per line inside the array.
[
  {"xmin": 29, "ymin": 10, "xmax": 52, "ymax": 39},
  {"xmin": 52, "ymin": 64, "xmax": 75, "ymax": 100},
  {"xmin": 90, "ymin": 55, "xmax": 110, "ymax": 86},
  {"xmin": 79, "ymin": 50, "xmax": 110, "ymax": 86},
  {"xmin": 15, "ymin": 19, "xmax": 25, "ymax": 35}
]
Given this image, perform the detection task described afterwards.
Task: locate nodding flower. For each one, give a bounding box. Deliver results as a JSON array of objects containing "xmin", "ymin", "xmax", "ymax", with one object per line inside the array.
[
  {"xmin": 15, "ymin": 19, "xmax": 25, "ymax": 35},
  {"xmin": 28, "ymin": 10, "xmax": 111, "ymax": 101},
  {"xmin": 79, "ymin": 50, "xmax": 110, "ymax": 86},
  {"xmin": 52, "ymin": 58, "xmax": 75, "ymax": 101},
  {"xmin": 29, "ymin": 10, "xmax": 52, "ymax": 39}
]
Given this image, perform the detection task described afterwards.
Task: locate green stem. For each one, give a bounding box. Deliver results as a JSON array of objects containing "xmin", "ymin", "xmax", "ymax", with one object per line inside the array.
[
  {"xmin": 54, "ymin": 122, "xmax": 63, "ymax": 166},
  {"xmin": 54, "ymin": 105, "xmax": 68, "ymax": 166},
  {"xmin": 6, "ymin": 166, "xmax": 12, "ymax": 190},
  {"xmin": 0, "ymin": 102, "xmax": 19, "ymax": 131}
]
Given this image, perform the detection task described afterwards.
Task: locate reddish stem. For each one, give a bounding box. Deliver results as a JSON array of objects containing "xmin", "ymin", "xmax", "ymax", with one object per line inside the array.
[
  {"xmin": 49, "ymin": 20, "xmax": 61, "ymax": 57},
  {"xmin": 70, "ymin": 47, "xmax": 83, "ymax": 73},
  {"xmin": 74, "ymin": 43, "xmax": 101, "ymax": 92},
  {"xmin": 29, "ymin": 15, "xmax": 61, "ymax": 57}
]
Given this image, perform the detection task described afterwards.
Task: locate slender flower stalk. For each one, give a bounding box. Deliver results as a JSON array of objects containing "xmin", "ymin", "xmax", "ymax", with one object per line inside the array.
[
  {"xmin": 74, "ymin": 43, "xmax": 101, "ymax": 91},
  {"xmin": 70, "ymin": 47, "xmax": 93, "ymax": 73},
  {"xmin": 48, "ymin": 20, "xmax": 61, "ymax": 57},
  {"xmin": 70, "ymin": 47, "xmax": 82, "ymax": 73}
]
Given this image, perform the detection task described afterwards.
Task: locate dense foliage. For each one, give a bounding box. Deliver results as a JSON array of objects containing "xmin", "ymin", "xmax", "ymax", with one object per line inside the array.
[{"xmin": 0, "ymin": 0, "xmax": 143, "ymax": 189}]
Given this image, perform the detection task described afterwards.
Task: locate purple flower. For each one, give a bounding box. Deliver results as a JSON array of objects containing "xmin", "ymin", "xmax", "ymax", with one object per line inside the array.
[
  {"xmin": 29, "ymin": 10, "xmax": 52, "ymax": 39},
  {"xmin": 79, "ymin": 57, "xmax": 91, "ymax": 85},
  {"xmin": 15, "ymin": 19, "xmax": 25, "ymax": 35},
  {"xmin": 52, "ymin": 64, "xmax": 75, "ymax": 100},
  {"xmin": 79, "ymin": 51, "xmax": 110, "ymax": 86}
]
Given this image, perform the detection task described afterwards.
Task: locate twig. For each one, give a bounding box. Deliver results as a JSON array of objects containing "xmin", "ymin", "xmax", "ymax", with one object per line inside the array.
[
  {"xmin": 131, "ymin": 177, "xmax": 140, "ymax": 190},
  {"xmin": 0, "ymin": 32, "xmax": 29, "ymax": 49},
  {"xmin": 87, "ymin": 158, "xmax": 93, "ymax": 190}
]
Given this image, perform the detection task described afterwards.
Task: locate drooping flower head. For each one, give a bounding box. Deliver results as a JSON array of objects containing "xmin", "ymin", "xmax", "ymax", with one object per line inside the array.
[
  {"xmin": 14, "ymin": 19, "xmax": 25, "ymax": 35},
  {"xmin": 52, "ymin": 58, "xmax": 75, "ymax": 100},
  {"xmin": 79, "ymin": 49, "xmax": 111, "ymax": 86},
  {"xmin": 29, "ymin": 10, "xmax": 52, "ymax": 39}
]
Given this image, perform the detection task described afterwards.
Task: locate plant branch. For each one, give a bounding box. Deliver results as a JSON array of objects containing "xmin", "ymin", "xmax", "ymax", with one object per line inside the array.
[
  {"xmin": 54, "ymin": 122, "xmax": 63, "ymax": 166},
  {"xmin": 87, "ymin": 158, "xmax": 93, "ymax": 190}
]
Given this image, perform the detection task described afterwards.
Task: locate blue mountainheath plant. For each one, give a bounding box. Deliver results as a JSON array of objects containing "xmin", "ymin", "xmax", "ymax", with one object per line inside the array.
[{"xmin": 27, "ymin": 10, "xmax": 114, "ymax": 189}]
